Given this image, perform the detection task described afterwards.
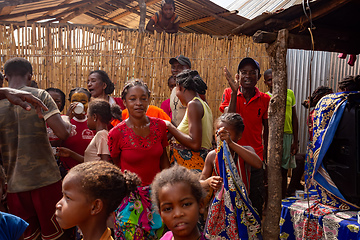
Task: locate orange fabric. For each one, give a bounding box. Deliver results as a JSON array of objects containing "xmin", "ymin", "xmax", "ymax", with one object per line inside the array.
[{"xmin": 121, "ymin": 105, "xmax": 171, "ymax": 121}]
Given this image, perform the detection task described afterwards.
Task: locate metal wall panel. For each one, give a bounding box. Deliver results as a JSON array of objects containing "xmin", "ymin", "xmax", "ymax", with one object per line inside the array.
[
  {"xmin": 329, "ymin": 53, "xmax": 360, "ymax": 91},
  {"xmin": 286, "ymin": 49, "xmax": 331, "ymax": 153},
  {"xmin": 286, "ymin": 50, "xmax": 360, "ymax": 153}
]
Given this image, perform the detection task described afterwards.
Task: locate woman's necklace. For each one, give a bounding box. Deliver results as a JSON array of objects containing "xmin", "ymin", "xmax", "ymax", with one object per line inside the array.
[{"xmin": 127, "ymin": 120, "xmax": 150, "ymax": 129}]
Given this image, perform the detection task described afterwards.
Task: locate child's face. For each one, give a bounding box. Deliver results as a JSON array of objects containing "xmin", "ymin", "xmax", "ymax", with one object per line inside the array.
[
  {"xmin": 49, "ymin": 91, "xmax": 63, "ymax": 111},
  {"xmin": 216, "ymin": 121, "xmax": 241, "ymax": 142},
  {"xmin": 168, "ymin": 78, "xmax": 176, "ymax": 91},
  {"xmin": 158, "ymin": 182, "xmax": 202, "ymax": 239},
  {"xmin": 264, "ymin": 72, "xmax": 272, "ymax": 89},
  {"xmin": 71, "ymin": 92, "xmax": 89, "ymax": 117},
  {"xmin": 55, "ymin": 174, "xmax": 93, "ymax": 229},
  {"xmin": 162, "ymin": 3, "xmax": 175, "ymax": 19}
]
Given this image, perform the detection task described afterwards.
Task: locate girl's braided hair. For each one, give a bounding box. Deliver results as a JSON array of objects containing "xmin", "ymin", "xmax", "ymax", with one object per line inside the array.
[
  {"xmin": 215, "ymin": 113, "xmax": 245, "ymax": 135},
  {"xmin": 121, "ymin": 79, "xmax": 150, "ymax": 100},
  {"xmin": 302, "ymin": 86, "xmax": 333, "ymax": 109},
  {"xmin": 68, "ymin": 161, "xmax": 141, "ymax": 215},
  {"xmin": 176, "ymin": 69, "xmax": 207, "ymax": 95}
]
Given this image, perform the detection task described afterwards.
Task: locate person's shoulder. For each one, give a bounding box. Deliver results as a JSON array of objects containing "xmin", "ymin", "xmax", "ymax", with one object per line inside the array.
[
  {"xmin": 109, "ymin": 120, "xmax": 126, "ymax": 134},
  {"xmin": 259, "ymin": 91, "xmax": 271, "ymax": 101},
  {"xmin": 97, "ymin": 129, "xmax": 109, "ymax": 137},
  {"xmin": 242, "ymin": 145, "xmax": 255, "ymax": 153},
  {"xmin": 149, "ymin": 116, "xmax": 166, "ymax": 127},
  {"xmin": 160, "ymin": 231, "xmax": 173, "ymax": 240},
  {"xmin": 206, "ymin": 149, "xmax": 216, "ymax": 162},
  {"xmin": 21, "ymin": 86, "xmax": 45, "ymax": 98},
  {"xmin": 223, "ymin": 87, "xmax": 232, "ymax": 93}
]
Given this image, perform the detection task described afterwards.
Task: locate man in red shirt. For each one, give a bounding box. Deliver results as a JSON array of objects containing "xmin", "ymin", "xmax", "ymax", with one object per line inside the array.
[{"xmin": 219, "ymin": 57, "xmax": 270, "ymax": 218}]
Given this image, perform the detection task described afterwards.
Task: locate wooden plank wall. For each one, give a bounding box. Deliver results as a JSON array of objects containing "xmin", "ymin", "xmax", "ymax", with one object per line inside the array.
[{"xmin": 0, "ymin": 23, "xmax": 270, "ymax": 120}]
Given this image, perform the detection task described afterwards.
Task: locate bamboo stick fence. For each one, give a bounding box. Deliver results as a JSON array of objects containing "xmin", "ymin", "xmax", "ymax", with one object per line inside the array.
[{"xmin": 0, "ymin": 22, "xmax": 270, "ymax": 120}]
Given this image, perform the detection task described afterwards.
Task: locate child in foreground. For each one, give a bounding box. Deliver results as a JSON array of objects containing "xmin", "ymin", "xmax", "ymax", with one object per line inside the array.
[
  {"xmin": 200, "ymin": 113, "xmax": 262, "ymax": 239},
  {"xmin": 55, "ymin": 161, "xmax": 140, "ymax": 240},
  {"xmin": 151, "ymin": 165, "xmax": 208, "ymax": 240}
]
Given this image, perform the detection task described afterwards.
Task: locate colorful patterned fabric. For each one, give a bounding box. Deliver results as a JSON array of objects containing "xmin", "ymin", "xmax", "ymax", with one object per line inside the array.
[
  {"xmin": 205, "ymin": 141, "xmax": 262, "ymax": 239},
  {"xmin": 170, "ymin": 143, "xmax": 208, "ymax": 173},
  {"xmin": 306, "ymin": 92, "xmax": 360, "ymax": 210},
  {"xmin": 280, "ymin": 192, "xmax": 360, "ymax": 239},
  {"xmin": 114, "ymin": 186, "xmax": 164, "ymax": 240}
]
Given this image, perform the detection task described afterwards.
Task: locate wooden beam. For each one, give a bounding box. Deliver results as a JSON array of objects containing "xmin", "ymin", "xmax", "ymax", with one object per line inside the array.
[
  {"xmin": 0, "ymin": 1, "xmax": 84, "ymax": 20},
  {"xmin": 177, "ymin": 0, "xmax": 238, "ymax": 27},
  {"xmin": 180, "ymin": 10, "xmax": 238, "ymax": 28},
  {"xmin": 98, "ymin": 0, "xmax": 161, "ymax": 25},
  {"xmin": 252, "ymin": 30, "xmax": 360, "ymax": 54},
  {"xmin": 0, "ymin": 6, "xmax": 16, "ymax": 15},
  {"xmin": 288, "ymin": 0, "xmax": 351, "ymax": 31},
  {"xmin": 40, "ymin": 0, "xmax": 75, "ymax": 17},
  {"xmin": 28, "ymin": 1, "xmax": 92, "ymax": 22},
  {"xmin": 59, "ymin": 0, "xmax": 111, "ymax": 23},
  {"xmin": 84, "ymin": 12, "xmax": 128, "ymax": 28},
  {"xmin": 0, "ymin": 0, "xmax": 44, "ymax": 8}
]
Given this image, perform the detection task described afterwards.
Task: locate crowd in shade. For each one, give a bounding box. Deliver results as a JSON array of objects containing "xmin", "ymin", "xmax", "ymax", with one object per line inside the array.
[{"xmin": 0, "ymin": 42, "xmax": 360, "ymax": 239}]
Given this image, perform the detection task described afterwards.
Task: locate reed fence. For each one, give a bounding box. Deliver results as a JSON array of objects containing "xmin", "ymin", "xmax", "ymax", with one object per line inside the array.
[{"xmin": 0, "ymin": 22, "xmax": 270, "ymax": 119}]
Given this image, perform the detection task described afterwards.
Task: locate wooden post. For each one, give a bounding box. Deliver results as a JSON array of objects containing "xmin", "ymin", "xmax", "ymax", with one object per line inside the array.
[
  {"xmin": 263, "ymin": 29, "xmax": 288, "ymax": 239},
  {"xmin": 138, "ymin": 0, "xmax": 146, "ymax": 32}
]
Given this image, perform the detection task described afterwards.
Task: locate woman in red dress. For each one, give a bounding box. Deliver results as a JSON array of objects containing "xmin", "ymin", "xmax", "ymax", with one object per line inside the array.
[{"xmin": 108, "ymin": 79, "xmax": 170, "ymax": 239}]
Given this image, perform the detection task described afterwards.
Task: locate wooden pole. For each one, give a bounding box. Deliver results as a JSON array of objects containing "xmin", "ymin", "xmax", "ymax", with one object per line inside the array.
[
  {"xmin": 263, "ymin": 28, "xmax": 288, "ymax": 240},
  {"xmin": 138, "ymin": 0, "xmax": 146, "ymax": 32}
]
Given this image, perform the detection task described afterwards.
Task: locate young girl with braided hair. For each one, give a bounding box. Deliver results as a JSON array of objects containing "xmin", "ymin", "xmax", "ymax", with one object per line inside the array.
[
  {"xmin": 57, "ymin": 99, "xmax": 120, "ymax": 162},
  {"xmin": 200, "ymin": 113, "xmax": 262, "ymax": 239},
  {"xmin": 55, "ymin": 161, "xmax": 140, "ymax": 240},
  {"xmin": 166, "ymin": 69, "xmax": 213, "ymax": 173}
]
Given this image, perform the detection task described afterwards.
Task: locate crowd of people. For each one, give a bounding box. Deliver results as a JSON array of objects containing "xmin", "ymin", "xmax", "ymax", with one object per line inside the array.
[{"xmin": 0, "ymin": 53, "xmax": 359, "ymax": 240}]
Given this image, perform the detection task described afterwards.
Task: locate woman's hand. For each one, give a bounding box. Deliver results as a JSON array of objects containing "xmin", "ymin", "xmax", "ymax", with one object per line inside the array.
[
  {"xmin": 216, "ymin": 127, "xmax": 233, "ymax": 146},
  {"xmin": 224, "ymin": 66, "xmax": 239, "ymax": 93},
  {"xmin": 206, "ymin": 176, "xmax": 223, "ymax": 191}
]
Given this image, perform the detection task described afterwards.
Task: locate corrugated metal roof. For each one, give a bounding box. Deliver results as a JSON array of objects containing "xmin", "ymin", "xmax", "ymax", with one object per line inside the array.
[{"xmin": 223, "ymin": 0, "xmax": 303, "ymax": 19}]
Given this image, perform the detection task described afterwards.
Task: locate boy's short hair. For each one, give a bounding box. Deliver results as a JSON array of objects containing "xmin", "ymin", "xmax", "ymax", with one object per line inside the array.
[
  {"xmin": 161, "ymin": 0, "xmax": 175, "ymax": 9},
  {"xmin": 4, "ymin": 57, "xmax": 33, "ymax": 77}
]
